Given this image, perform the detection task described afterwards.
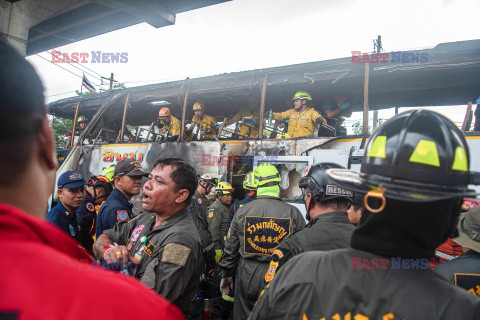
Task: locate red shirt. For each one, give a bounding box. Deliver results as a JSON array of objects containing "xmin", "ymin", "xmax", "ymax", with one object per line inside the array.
[
  {"xmin": 430, "ymin": 238, "xmax": 463, "ymax": 268},
  {"xmin": 0, "ymin": 202, "xmax": 184, "ymax": 320}
]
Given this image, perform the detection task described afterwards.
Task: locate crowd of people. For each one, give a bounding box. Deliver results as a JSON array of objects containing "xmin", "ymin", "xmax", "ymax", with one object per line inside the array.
[{"xmin": 3, "ymin": 41, "xmax": 480, "ymax": 320}]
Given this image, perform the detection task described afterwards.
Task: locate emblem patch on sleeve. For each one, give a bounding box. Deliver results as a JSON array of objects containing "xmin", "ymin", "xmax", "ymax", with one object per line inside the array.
[
  {"xmin": 117, "ymin": 210, "xmax": 129, "ymax": 222},
  {"xmin": 208, "ymin": 209, "xmax": 214, "ymax": 219},
  {"xmin": 198, "ymin": 198, "xmax": 202, "ymax": 204},
  {"xmin": 455, "ymin": 273, "xmax": 480, "ymax": 295},
  {"xmin": 86, "ymin": 203, "xmax": 95, "ymax": 212},
  {"xmin": 161, "ymin": 243, "xmax": 191, "ymax": 266},
  {"xmin": 265, "ymin": 260, "xmax": 279, "ymax": 283},
  {"xmin": 244, "ymin": 216, "xmax": 291, "ymax": 255}
]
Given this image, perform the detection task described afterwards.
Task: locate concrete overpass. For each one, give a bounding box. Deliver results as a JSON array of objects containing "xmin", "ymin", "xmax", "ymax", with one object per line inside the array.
[{"xmin": 0, "ymin": 0, "xmax": 230, "ymax": 55}]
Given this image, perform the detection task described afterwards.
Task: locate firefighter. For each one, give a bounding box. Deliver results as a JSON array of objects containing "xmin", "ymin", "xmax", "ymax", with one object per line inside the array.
[
  {"xmin": 224, "ymin": 95, "xmax": 260, "ymax": 139},
  {"xmin": 249, "ymin": 110, "xmax": 480, "ymax": 319},
  {"xmin": 189, "ymin": 102, "xmax": 218, "ymax": 140},
  {"xmin": 225, "ymin": 172, "xmax": 258, "ymax": 237},
  {"xmin": 95, "ymin": 158, "xmax": 148, "ymax": 237},
  {"xmin": 435, "ymin": 205, "xmax": 480, "ymax": 293},
  {"xmin": 191, "ymin": 173, "xmax": 218, "ymax": 224},
  {"xmin": 207, "ymin": 182, "xmax": 235, "ymax": 262},
  {"xmin": 263, "ymin": 163, "xmax": 356, "ymax": 287},
  {"xmin": 319, "ymin": 96, "xmax": 352, "ymax": 136},
  {"xmin": 218, "ymin": 164, "xmax": 305, "ymax": 320},
  {"xmin": 76, "ymin": 175, "xmax": 113, "ymax": 252},
  {"xmin": 77, "ymin": 116, "xmax": 88, "ymax": 131},
  {"xmin": 156, "ymin": 107, "xmax": 181, "ymax": 138},
  {"xmin": 102, "ymin": 165, "xmax": 115, "ymax": 186},
  {"xmin": 272, "ymin": 91, "xmax": 326, "ymax": 138}
]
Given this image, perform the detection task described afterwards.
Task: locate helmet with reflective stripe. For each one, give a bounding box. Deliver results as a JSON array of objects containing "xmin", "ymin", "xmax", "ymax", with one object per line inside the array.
[
  {"xmin": 299, "ymin": 163, "xmax": 352, "ymax": 203},
  {"xmin": 293, "ymin": 91, "xmax": 312, "ymax": 101},
  {"xmin": 327, "ymin": 110, "xmax": 480, "ymax": 202},
  {"xmin": 158, "ymin": 107, "xmax": 171, "ymax": 117},
  {"xmin": 275, "ymin": 133, "xmax": 291, "ymax": 139},
  {"xmin": 77, "ymin": 116, "xmax": 88, "ymax": 123},
  {"xmin": 87, "ymin": 175, "xmax": 113, "ymax": 198},
  {"xmin": 243, "ymin": 172, "xmax": 257, "ymax": 190},
  {"xmin": 216, "ymin": 182, "xmax": 235, "ymax": 195},
  {"xmin": 200, "ymin": 173, "xmax": 218, "ymax": 187},
  {"xmin": 193, "ymin": 102, "xmax": 205, "ymax": 111},
  {"xmin": 254, "ymin": 163, "xmax": 281, "ymax": 187},
  {"xmin": 102, "ymin": 165, "xmax": 115, "ymax": 182}
]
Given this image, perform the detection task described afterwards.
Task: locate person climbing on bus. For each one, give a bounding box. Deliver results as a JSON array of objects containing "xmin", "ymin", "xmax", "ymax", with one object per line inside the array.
[
  {"xmin": 77, "ymin": 116, "xmax": 88, "ymax": 132},
  {"xmin": 319, "ymin": 96, "xmax": 353, "ymax": 136},
  {"xmin": 188, "ymin": 101, "xmax": 218, "ymax": 140},
  {"xmin": 272, "ymin": 91, "xmax": 326, "ymax": 138}
]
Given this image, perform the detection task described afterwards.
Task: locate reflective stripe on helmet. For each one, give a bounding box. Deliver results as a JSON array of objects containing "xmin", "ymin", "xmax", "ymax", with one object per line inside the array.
[
  {"xmin": 367, "ymin": 135, "xmax": 386, "ymax": 158},
  {"xmin": 409, "ymin": 140, "xmax": 440, "ymax": 167},
  {"xmin": 452, "ymin": 147, "xmax": 468, "ymax": 172}
]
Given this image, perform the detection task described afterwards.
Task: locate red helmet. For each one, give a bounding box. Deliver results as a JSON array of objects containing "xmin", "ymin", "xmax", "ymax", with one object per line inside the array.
[{"xmin": 159, "ymin": 107, "xmax": 171, "ymax": 117}]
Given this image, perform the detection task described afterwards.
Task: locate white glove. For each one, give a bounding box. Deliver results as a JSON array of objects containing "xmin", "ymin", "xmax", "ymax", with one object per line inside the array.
[{"xmin": 220, "ymin": 277, "xmax": 234, "ymax": 295}]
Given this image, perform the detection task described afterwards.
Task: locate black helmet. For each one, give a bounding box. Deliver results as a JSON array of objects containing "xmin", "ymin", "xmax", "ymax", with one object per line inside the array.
[
  {"xmin": 328, "ymin": 110, "xmax": 480, "ymax": 202},
  {"xmin": 87, "ymin": 175, "xmax": 113, "ymax": 199},
  {"xmin": 299, "ymin": 162, "xmax": 353, "ymax": 203}
]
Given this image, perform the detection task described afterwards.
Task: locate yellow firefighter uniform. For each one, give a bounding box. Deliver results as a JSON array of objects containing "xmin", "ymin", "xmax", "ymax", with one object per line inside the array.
[
  {"xmin": 231, "ymin": 108, "xmax": 259, "ymax": 138},
  {"xmin": 163, "ymin": 116, "xmax": 181, "ymax": 136},
  {"xmin": 191, "ymin": 114, "xmax": 218, "ymax": 139},
  {"xmin": 273, "ymin": 107, "xmax": 326, "ymax": 138}
]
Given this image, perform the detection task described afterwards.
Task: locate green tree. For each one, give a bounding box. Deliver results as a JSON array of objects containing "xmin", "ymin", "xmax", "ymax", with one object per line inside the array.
[
  {"xmin": 351, "ymin": 119, "xmax": 385, "ymax": 135},
  {"xmin": 50, "ymin": 117, "xmax": 73, "ymax": 147}
]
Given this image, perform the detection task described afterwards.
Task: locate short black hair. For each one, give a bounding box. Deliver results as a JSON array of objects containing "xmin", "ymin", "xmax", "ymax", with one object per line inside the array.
[
  {"xmin": 0, "ymin": 42, "xmax": 46, "ymax": 185},
  {"xmin": 153, "ymin": 158, "xmax": 198, "ymax": 203}
]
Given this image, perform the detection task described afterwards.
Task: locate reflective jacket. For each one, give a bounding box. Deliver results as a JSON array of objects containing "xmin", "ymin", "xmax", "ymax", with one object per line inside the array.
[
  {"xmin": 165, "ymin": 116, "xmax": 181, "ymax": 136},
  {"xmin": 273, "ymin": 107, "xmax": 325, "ymax": 138},
  {"xmin": 232, "ymin": 108, "xmax": 260, "ymax": 138},
  {"xmin": 249, "ymin": 248, "xmax": 480, "ymax": 320},
  {"xmin": 191, "ymin": 114, "xmax": 218, "ymax": 139}
]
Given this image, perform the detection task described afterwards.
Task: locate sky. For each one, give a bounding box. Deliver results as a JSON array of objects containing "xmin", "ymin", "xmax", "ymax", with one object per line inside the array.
[{"xmin": 26, "ymin": 0, "xmax": 480, "ymax": 132}]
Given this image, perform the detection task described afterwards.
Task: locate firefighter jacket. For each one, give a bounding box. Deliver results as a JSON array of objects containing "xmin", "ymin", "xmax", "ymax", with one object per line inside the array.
[
  {"xmin": 218, "ymin": 196, "xmax": 305, "ymax": 320},
  {"xmin": 232, "ymin": 108, "xmax": 260, "ymax": 138},
  {"xmin": 104, "ymin": 206, "xmax": 203, "ymax": 317},
  {"xmin": 249, "ymin": 248, "xmax": 480, "ymax": 320},
  {"xmin": 264, "ymin": 211, "xmax": 355, "ymax": 286},
  {"xmin": 207, "ymin": 199, "xmax": 230, "ymax": 250},
  {"xmin": 191, "ymin": 114, "xmax": 218, "ymax": 139},
  {"xmin": 273, "ymin": 107, "xmax": 326, "ymax": 138},
  {"xmin": 164, "ymin": 116, "xmax": 181, "ymax": 137}
]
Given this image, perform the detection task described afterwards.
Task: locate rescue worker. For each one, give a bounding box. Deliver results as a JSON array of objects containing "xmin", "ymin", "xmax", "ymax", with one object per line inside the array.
[
  {"xmin": 93, "ymin": 158, "xmax": 204, "ymax": 318},
  {"xmin": 0, "ymin": 40, "xmax": 183, "ymax": 320},
  {"xmin": 435, "ymin": 205, "xmax": 480, "ymax": 293},
  {"xmin": 272, "ymin": 91, "xmax": 326, "ymax": 138},
  {"xmin": 76, "ymin": 175, "xmax": 113, "ymax": 252},
  {"xmin": 46, "ymin": 170, "xmax": 86, "ymax": 244},
  {"xmin": 319, "ymin": 96, "xmax": 352, "ymax": 136},
  {"xmin": 189, "ymin": 102, "xmax": 218, "ymax": 140},
  {"xmin": 208, "ymin": 182, "xmax": 234, "ymax": 262},
  {"xmin": 77, "ymin": 116, "xmax": 88, "ymax": 131},
  {"xmin": 225, "ymin": 171, "xmax": 258, "ymax": 236},
  {"xmin": 191, "ymin": 173, "xmax": 218, "ymax": 222},
  {"xmin": 263, "ymin": 163, "xmax": 356, "ymax": 287},
  {"xmin": 156, "ymin": 107, "xmax": 181, "ymax": 138},
  {"xmin": 275, "ymin": 133, "xmax": 291, "ymax": 139},
  {"xmin": 218, "ymin": 163, "xmax": 305, "ymax": 320},
  {"xmin": 347, "ymin": 193, "xmax": 365, "ymax": 226},
  {"xmin": 224, "ymin": 95, "xmax": 260, "ymax": 139},
  {"xmin": 95, "ymin": 158, "xmax": 148, "ymax": 237},
  {"xmin": 249, "ymin": 110, "xmax": 480, "ymax": 319}
]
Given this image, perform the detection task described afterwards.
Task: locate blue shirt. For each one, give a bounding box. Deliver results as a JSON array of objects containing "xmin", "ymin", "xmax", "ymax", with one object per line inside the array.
[
  {"xmin": 46, "ymin": 201, "xmax": 82, "ymax": 243},
  {"xmin": 76, "ymin": 192, "xmax": 96, "ymax": 250},
  {"xmin": 95, "ymin": 188, "xmax": 133, "ymax": 238}
]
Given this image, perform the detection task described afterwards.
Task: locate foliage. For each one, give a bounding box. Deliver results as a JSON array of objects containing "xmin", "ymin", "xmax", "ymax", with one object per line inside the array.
[
  {"xmin": 351, "ymin": 118, "xmax": 385, "ymax": 135},
  {"xmin": 50, "ymin": 116, "xmax": 72, "ymax": 147}
]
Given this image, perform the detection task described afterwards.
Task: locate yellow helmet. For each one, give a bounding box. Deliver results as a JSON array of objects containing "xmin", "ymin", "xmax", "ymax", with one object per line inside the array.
[
  {"xmin": 254, "ymin": 163, "xmax": 281, "ymax": 187},
  {"xmin": 293, "ymin": 91, "xmax": 312, "ymax": 101},
  {"xmin": 243, "ymin": 172, "xmax": 257, "ymax": 190},
  {"xmin": 216, "ymin": 182, "xmax": 235, "ymax": 195},
  {"xmin": 193, "ymin": 102, "xmax": 205, "ymax": 111},
  {"xmin": 77, "ymin": 116, "xmax": 88, "ymax": 123},
  {"xmin": 275, "ymin": 133, "xmax": 291, "ymax": 139},
  {"xmin": 102, "ymin": 165, "xmax": 115, "ymax": 182}
]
